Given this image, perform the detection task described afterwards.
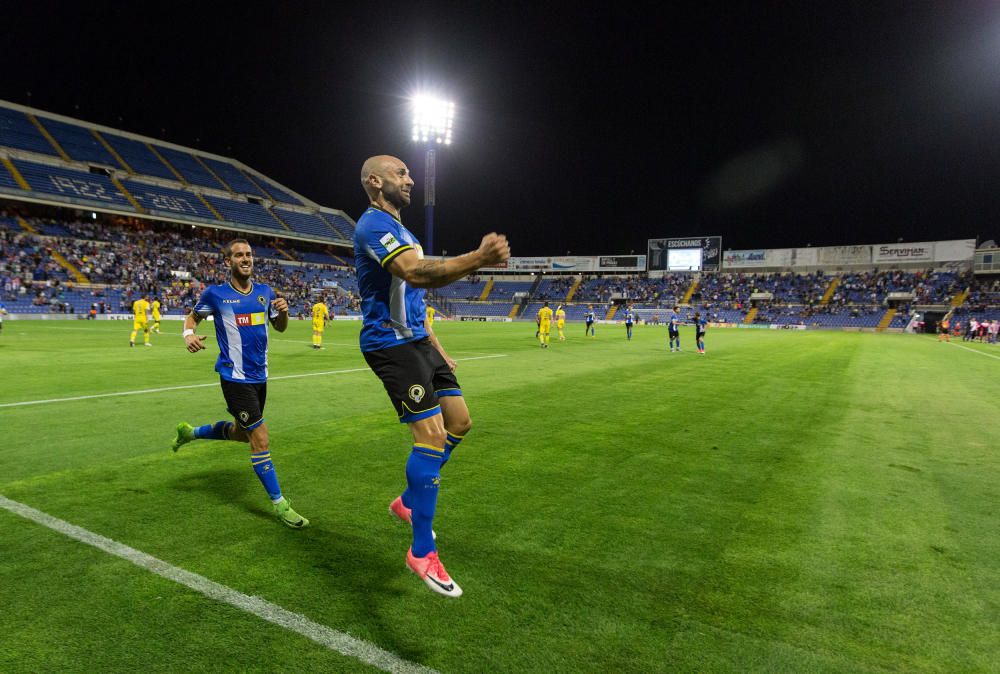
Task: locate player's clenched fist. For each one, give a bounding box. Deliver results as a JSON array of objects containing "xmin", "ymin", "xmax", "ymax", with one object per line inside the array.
[
  {"xmin": 185, "ymin": 334, "xmax": 207, "ymax": 353},
  {"xmin": 477, "ymin": 233, "xmax": 510, "ymax": 266},
  {"xmin": 271, "ymin": 297, "xmax": 289, "ymax": 313}
]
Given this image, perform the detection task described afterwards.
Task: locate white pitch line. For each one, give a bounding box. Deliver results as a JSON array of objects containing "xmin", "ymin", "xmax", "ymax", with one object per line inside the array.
[
  {"xmin": 0, "ymin": 354, "xmax": 508, "ymax": 408},
  {"xmin": 0, "ymin": 494, "xmax": 436, "ymax": 674},
  {"xmin": 947, "ymin": 341, "xmax": 1000, "ymax": 361}
]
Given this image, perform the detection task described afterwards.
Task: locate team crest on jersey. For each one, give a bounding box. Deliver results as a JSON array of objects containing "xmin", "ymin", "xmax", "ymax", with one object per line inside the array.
[
  {"xmin": 239, "ymin": 411, "xmax": 250, "ymax": 423},
  {"xmin": 257, "ymin": 295, "xmax": 267, "ymax": 306},
  {"xmin": 408, "ymin": 385, "xmax": 425, "ymax": 403}
]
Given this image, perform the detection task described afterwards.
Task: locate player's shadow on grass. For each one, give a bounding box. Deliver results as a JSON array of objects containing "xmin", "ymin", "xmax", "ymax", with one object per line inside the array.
[
  {"xmin": 168, "ymin": 467, "xmax": 434, "ymax": 662},
  {"xmin": 171, "ymin": 467, "xmax": 262, "ymax": 516}
]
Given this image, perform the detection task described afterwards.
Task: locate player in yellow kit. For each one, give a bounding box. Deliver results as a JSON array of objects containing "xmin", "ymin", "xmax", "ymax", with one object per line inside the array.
[
  {"xmin": 151, "ymin": 297, "xmax": 162, "ymax": 334},
  {"xmin": 130, "ymin": 295, "xmax": 151, "ymax": 347},
  {"xmin": 426, "ymin": 305, "xmax": 436, "ymax": 326},
  {"xmin": 555, "ymin": 305, "xmax": 566, "ymax": 341},
  {"xmin": 537, "ymin": 301, "xmax": 553, "ymax": 348},
  {"xmin": 311, "ymin": 299, "xmax": 330, "ymax": 349}
]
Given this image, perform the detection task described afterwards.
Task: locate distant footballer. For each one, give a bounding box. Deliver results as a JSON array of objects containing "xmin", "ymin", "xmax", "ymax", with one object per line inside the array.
[{"xmin": 171, "ymin": 239, "xmax": 308, "ymax": 529}]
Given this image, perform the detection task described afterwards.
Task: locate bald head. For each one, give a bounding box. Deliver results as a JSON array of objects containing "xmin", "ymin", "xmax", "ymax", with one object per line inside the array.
[
  {"xmin": 361, "ymin": 155, "xmax": 401, "ymax": 196},
  {"xmin": 360, "ymin": 155, "xmax": 413, "ymax": 209}
]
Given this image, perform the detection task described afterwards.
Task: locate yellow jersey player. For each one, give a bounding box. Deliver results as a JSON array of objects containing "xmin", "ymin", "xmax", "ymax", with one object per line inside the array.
[
  {"xmin": 537, "ymin": 301, "xmax": 553, "ymax": 348},
  {"xmin": 130, "ymin": 295, "xmax": 151, "ymax": 347},
  {"xmin": 426, "ymin": 305, "xmax": 436, "ymax": 326},
  {"xmin": 311, "ymin": 299, "xmax": 330, "ymax": 349},
  {"xmin": 555, "ymin": 305, "xmax": 567, "ymax": 341},
  {"xmin": 151, "ymin": 298, "xmax": 162, "ymax": 334}
]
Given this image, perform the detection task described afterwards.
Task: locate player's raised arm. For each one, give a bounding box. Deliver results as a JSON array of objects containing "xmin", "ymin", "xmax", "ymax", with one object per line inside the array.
[{"xmin": 386, "ymin": 233, "xmax": 509, "ymax": 288}]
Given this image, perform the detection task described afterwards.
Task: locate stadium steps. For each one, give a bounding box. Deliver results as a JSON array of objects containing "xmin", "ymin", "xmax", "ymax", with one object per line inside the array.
[
  {"xmin": 479, "ymin": 278, "xmax": 494, "ymax": 300},
  {"xmin": 27, "ymin": 114, "xmax": 71, "ymax": 161},
  {"xmin": 50, "ymin": 250, "xmax": 90, "ymax": 283},
  {"xmin": 876, "ymin": 308, "xmax": 897, "ymax": 332},
  {"xmin": 427, "ymin": 302, "xmax": 449, "ymax": 319},
  {"xmin": 91, "ymin": 130, "xmax": 133, "ymax": 173},
  {"xmin": 266, "ymin": 208, "xmax": 292, "ymax": 231},
  {"xmin": 194, "ymin": 193, "xmax": 224, "ymax": 220},
  {"xmin": 195, "ymin": 155, "xmax": 234, "ymax": 193},
  {"xmin": 327, "ymin": 249, "xmax": 350, "ymax": 266},
  {"xmin": 0, "ymin": 157, "xmax": 31, "ymax": 191},
  {"xmin": 681, "ymin": 277, "xmax": 699, "ymax": 304},
  {"xmin": 819, "ymin": 276, "xmax": 840, "ymax": 306},
  {"xmin": 274, "ymin": 246, "xmax": 296, "ymax": 261},
  {"xmin": 951, "ymin": 287, "xmax": 970, "ymax": 308},
  {"xmin": 564, "ymin": 276, "xmax": 582, "ymax": 302},
  {"xmin": 606, "ymin": 305, "xmax": 618, "ymax": 320},
  {"xmin": 241, "ymin": 171, "xmax": 276, "ymax": 201},
  {"xmin": 508, "ymin": 304, "xmax": 520, "ymax": 319},
  {"xmin": 744, "ymin": 307, "xmax": 759, "ymax": 323},
  {"xmin": 109, "ymin": 176, "xmax": 146, "ymax": 213},
  {"xmin": 15, "ymin": 215, "xmax": 38, "ymax": 233},
  {"xmin": 145, "ymin": 143, "xmax": 189, "ymax": 185}
]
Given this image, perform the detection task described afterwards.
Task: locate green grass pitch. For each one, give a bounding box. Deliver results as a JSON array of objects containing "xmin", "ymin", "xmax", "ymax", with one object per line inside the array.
[{"xmin": 1, "ymin": 319, "xmax": 997, "ymax": 672}]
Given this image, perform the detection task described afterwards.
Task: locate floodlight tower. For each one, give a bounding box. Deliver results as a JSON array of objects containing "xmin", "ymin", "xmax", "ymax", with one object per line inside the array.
[{"xmin": 412, "ymin": 95, "xmax": 454, "ymax": 256}]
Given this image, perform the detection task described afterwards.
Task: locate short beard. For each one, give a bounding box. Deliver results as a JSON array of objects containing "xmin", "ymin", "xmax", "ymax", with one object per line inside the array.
[
  {"xmin": 230, "ymin": 264, "xmax": 252, "ymax": 284},
  {"xmin": 384, "ymin": 189, "xmax": 410, "ymax": 210}
]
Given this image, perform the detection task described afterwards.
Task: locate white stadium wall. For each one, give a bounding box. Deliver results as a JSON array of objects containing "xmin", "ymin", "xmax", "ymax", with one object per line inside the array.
[{"xmin": 721, "ymin": 239, "xmax": 975, "ymax": 272}]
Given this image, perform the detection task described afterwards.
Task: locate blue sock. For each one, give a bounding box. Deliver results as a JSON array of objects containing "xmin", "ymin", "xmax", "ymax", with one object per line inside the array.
[
  {"xmin": 406, "ymin": 445, "xmax": 444, "ymax": 557},
  {"xmin": 251, "ymin": 452, "xmax": 282, "ymax": 502},
  {"xmin": 441, "ymin": 431, "xmax": 465, "ymax": 468},
  {"xmin": 194, "ymin": 420, "xmax": 231, "ymax": 440}
]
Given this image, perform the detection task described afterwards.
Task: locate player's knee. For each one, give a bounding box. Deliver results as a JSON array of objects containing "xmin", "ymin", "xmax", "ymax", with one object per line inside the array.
[{"xmin": 450, "ymin": 416, "xmax": 472, "ymax": 437}]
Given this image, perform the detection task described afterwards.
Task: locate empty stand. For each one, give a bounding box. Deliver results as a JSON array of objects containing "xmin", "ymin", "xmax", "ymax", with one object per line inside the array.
[
  {"xmin": 205, "ymin": 196, "xmax": 286, "ymax": 232},
  {"xmin": 200, "ymin": 157, "xmax": 265, "ymax": 196},
  {"xmin": 12, "ymin": 159, "xmax": 135, "ymax": 210},
  {"xmin": 39, "ymin": 118, "xmax": 118, "ymax": 165},
  {"xmin": 274, "ymin": 209, "xmax": 336, "ymax": 238},
  {"xmin": 319, "ymin": 212, "xmax": 354, "ymax": 239},
  {"xmin": 101, "ymin": 134, "xmax": 176, "ymax": 180},
  {"xmin": 154, "ymin": 146, "xmax": 226, "ymax": 190},
  {"xmin": 119, "ymin": 179, "xmax": 217, "ymax": 220},
  {"xmin": 0, "ymin": 108, "xmax": 58, "ymax": 156}
]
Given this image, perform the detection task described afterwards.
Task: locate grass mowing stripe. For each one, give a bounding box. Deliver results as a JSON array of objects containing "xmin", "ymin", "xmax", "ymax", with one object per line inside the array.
[
  {"xmin": 0, "ymin": 494, "xmax": 436, "ymax": 674},
  {"xmin": 0, "ymin": 354, "xmax": 507, "ymax": 408}
]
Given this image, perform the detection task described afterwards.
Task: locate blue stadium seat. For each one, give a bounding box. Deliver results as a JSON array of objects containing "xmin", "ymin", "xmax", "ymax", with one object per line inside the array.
[
  {"xmin": 154, "ymin": 146, "xmax": 226, "ymax": 190},
  {"xmin": 0, "ymin": 107, "xmax": 58, "ymax": 156},
  {"xmin": 12, "ymin": 159, "xmax": 135, "ymax": 211},
  {"xmin": 205, "ymin": 196, "xmax": 285, "ymax": 232},
  {"xmin": 39, "ymin": 118, "xmax": 118, "ymax": 165},
  {"xmin": 120, "ymin": 179, "xmax": 216, "ymax": 220},
  {"xmin": 101, "ymin": 134, "xmax": 176, "ymax": 180},
  {"xmin": 319, "ymin": 212, "xmax": 354, "ymax": 239},
  {"xmin": 0, "ymin": 161, "xmax": 19, "ymax": 190},
  {"xmin": 200, "ymin": 157, "xmax": 265, "ymax": 196},
  {"xmin": 274, "ymin": 209, "xmax": 337, "ymax": 239},
  {"xmin": 254, "ymin": 176, "xmax": 302, "ymax": 205}
]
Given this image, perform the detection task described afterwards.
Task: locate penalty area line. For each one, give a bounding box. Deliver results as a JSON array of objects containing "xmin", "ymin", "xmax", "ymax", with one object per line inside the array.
[
  {"xmin": 0, "ymin": 494, "xmax": 436, "ymax": 674},
  {"xmin": 0, "ymin": 354, "xmax": 508, "ymax": 408}
]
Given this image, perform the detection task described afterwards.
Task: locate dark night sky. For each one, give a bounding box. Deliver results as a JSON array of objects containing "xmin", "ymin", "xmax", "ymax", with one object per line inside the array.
[{"xmin": 3, "ymin": 1, "xmax": 999, "ymax": 256}]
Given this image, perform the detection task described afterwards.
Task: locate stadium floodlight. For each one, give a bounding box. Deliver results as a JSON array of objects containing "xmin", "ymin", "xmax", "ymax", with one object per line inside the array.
[
  {"xmin": 411, "ymin": 94, "xmax": 455, "ymax": 256},
  {"xmin": 412, "ymin": 95, "xmax": 454, "ymax": 145}
]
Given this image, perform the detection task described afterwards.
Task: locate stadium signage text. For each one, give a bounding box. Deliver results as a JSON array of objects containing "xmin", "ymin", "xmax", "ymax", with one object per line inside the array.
[
  {"xmin": 874, "ymin": 244, "xmax": 932, "ymax": 262},
  {"xmin": 647, "ymin": 236, "xmax": 723, "ymax": 271}
]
